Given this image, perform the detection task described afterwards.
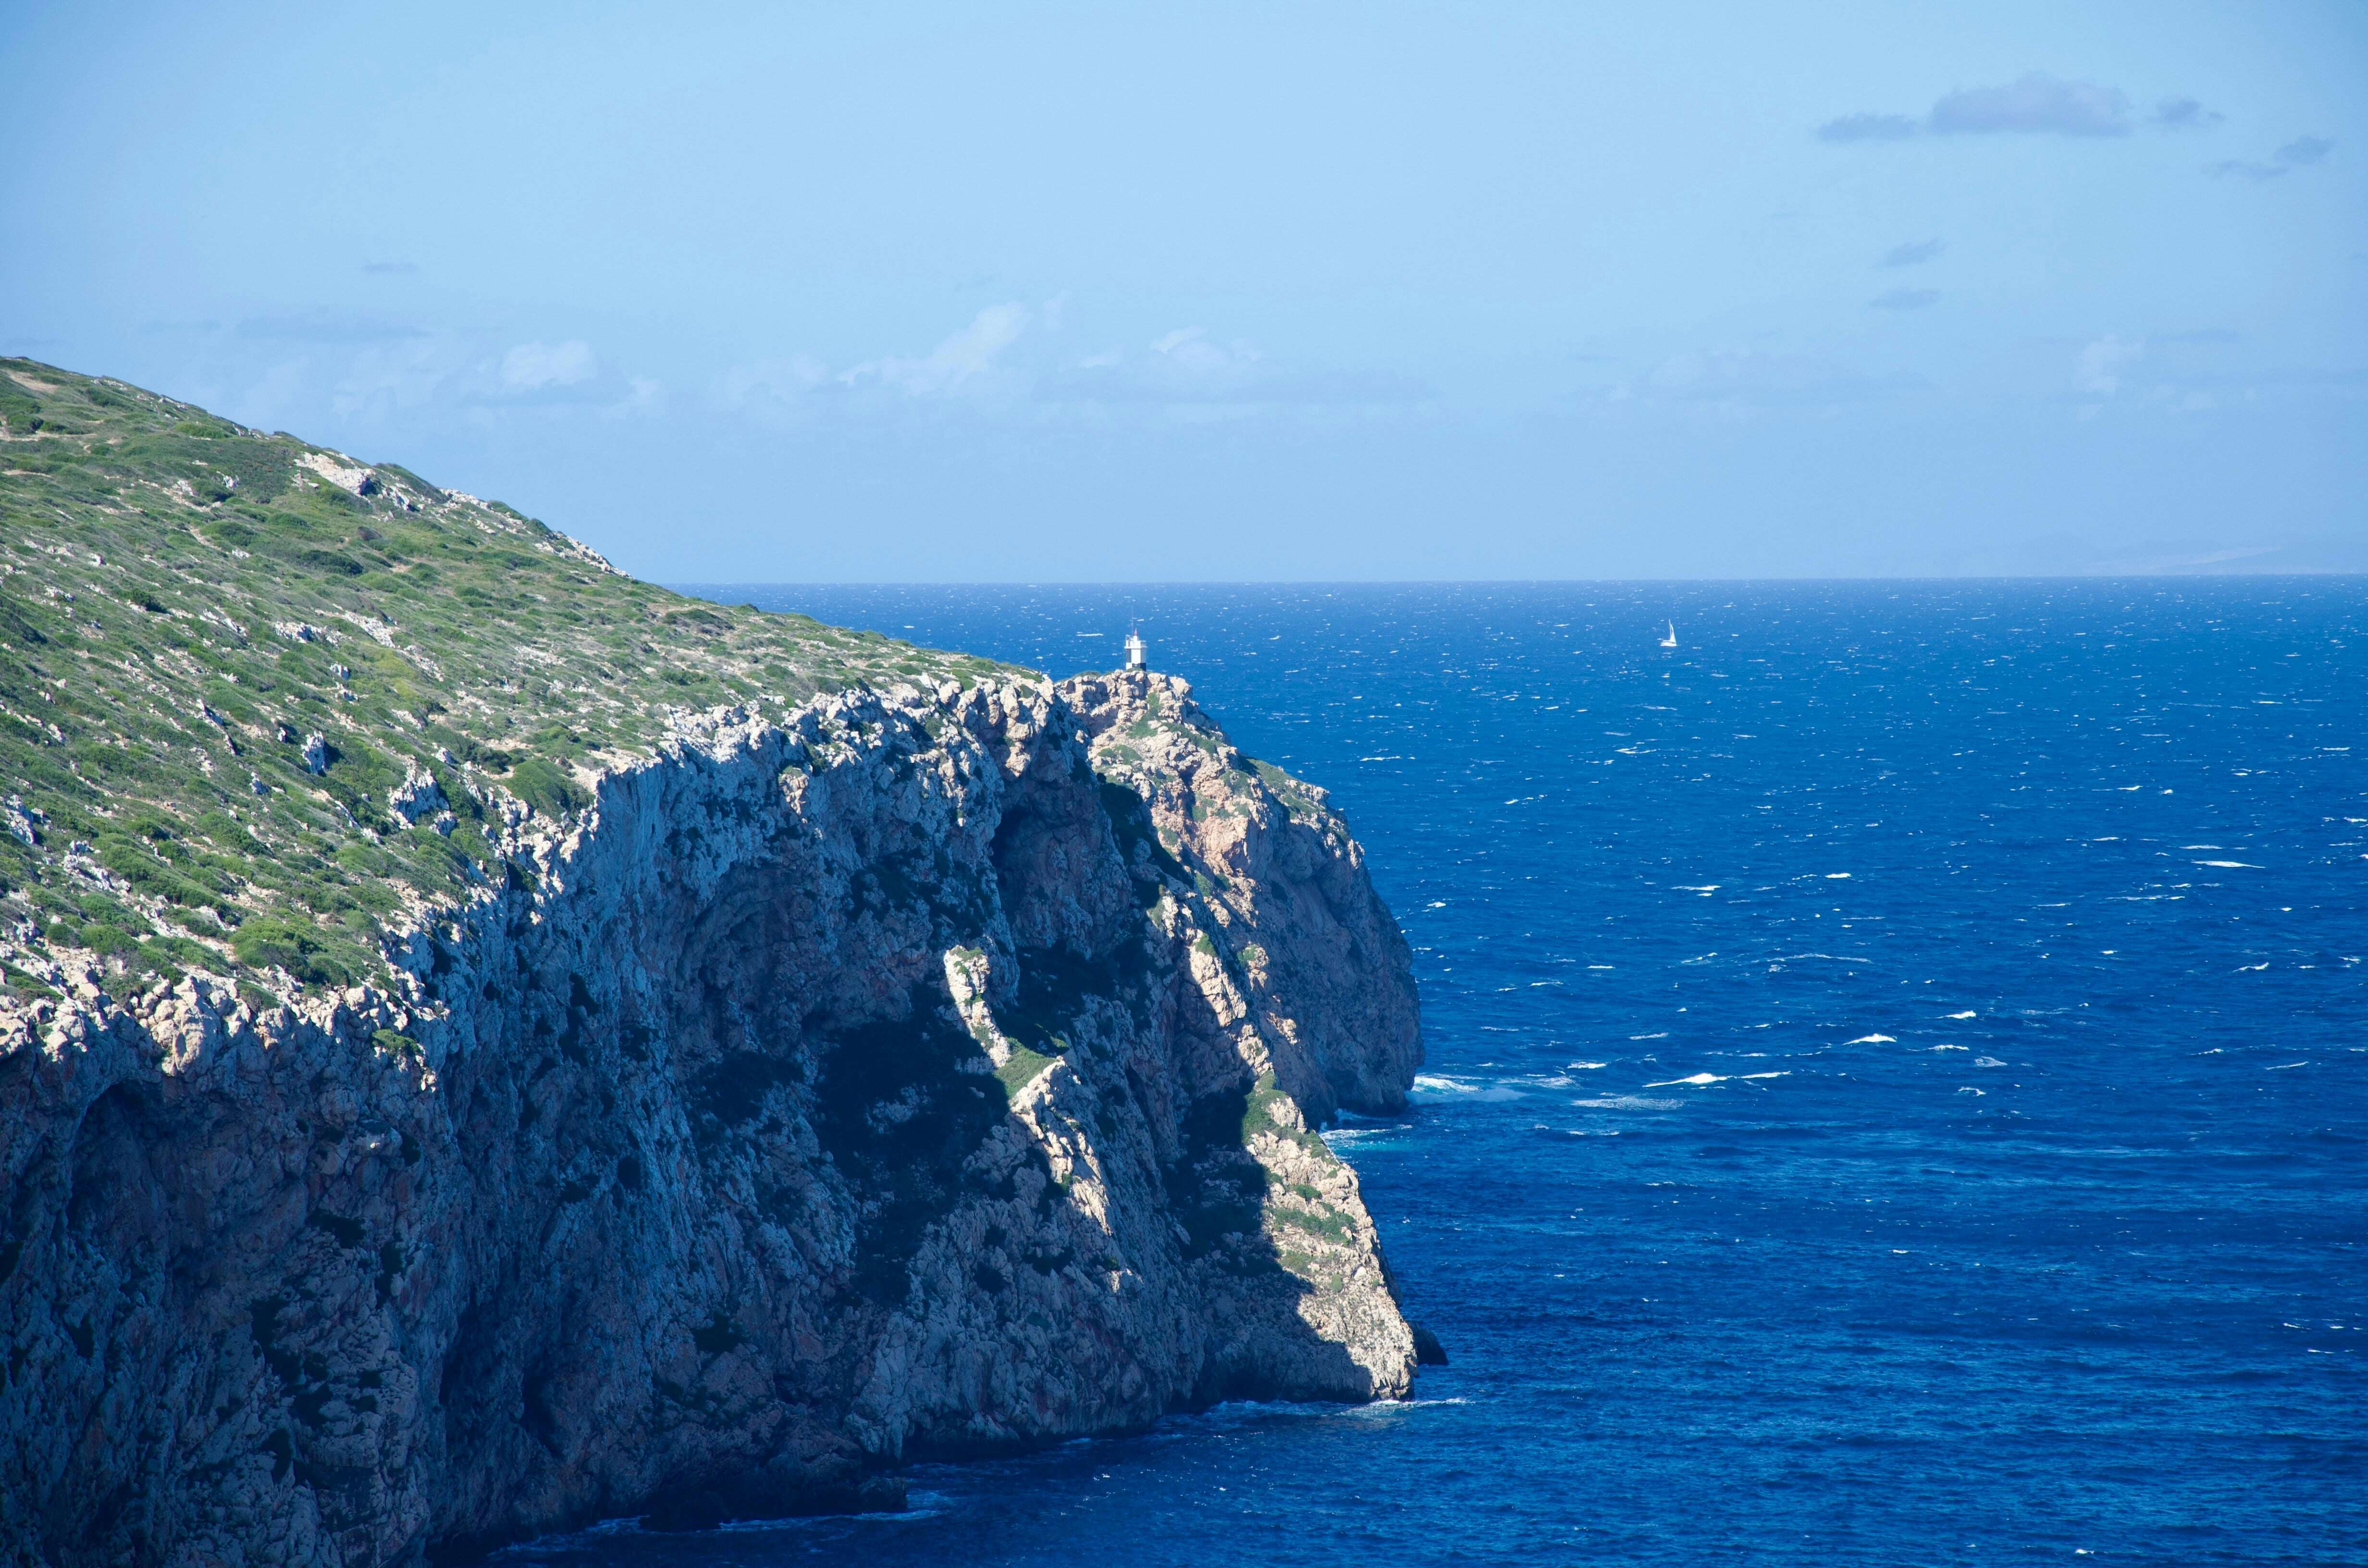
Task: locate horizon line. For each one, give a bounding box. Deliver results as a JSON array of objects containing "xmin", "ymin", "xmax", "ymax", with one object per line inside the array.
[{"xmin": 672, "ymin": 571, "xmax": 2368, "ymax": 589}]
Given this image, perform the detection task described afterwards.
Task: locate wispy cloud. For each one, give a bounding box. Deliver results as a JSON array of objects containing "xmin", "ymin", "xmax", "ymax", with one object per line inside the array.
[
  {"xmin": 236, "ymin": 310, "xmax": 425, "ymax": 343},
  {"xmin": 328, "ymin": 334, "xmax": 469, "ymax": 419},
  {"xmin": 1038, "ymin": 327, "xmax": 1428, "ymax": 410},
  {"xmin": 605, "ymin": 377, "xmax": 666, "ymax": 419},
  {"xmin": 502, "ymin": 340, "xmax": 599, "ymax": 391},
  {"xmin": 2152, "ymin": 98, "xmax": 2224, "ymax": 131},
  {"xmin": 1817, "ymin": 112, "xmax": 1918, "ymax": 144},
  {"xmin": 2209, "ymin": 135, "xmax": 2335, "ymax": 182},
  {"xmin": 1821, "ymin": 74, "xmax": 2217, "ymax": 144},
  {"xmin": 842, "ymin": 304, "xmax": 1030, "ymax": 397},
  {"xmin": 186, "ymin": 327, "xmax": 651, "ymax": 429},
  {"xmin": 1879, "ymin": 238, "xmax": 1944, "ymax": 269},
  {"xmin": 1612, "ymin": 349, "xmax": 1926, "ymax": 413},
  {"xmin": 360, "ymin": 260, "xmax": 419, "ymax": 276},
  {"xmin": 1870, "ymin": 289, "xmax": 1940, "ymax": 311},
  {"xmin": 716, "ymin": 355, "xmax": 831, "ymax": 418},
  {"xmin": 1930, "ymin": 74, "xmax": 2131, "ymax": 136},
  {"xmin": 718, "ymin": 306, "xmax": 1425, "ymax": 424},
  {"xmin": 2076, "ymin": 335, "xmax": 2145, "ymax": 397},
  {"xmin": 713, "ymin": 305, "xmax": 1041, "ymax": 424}
]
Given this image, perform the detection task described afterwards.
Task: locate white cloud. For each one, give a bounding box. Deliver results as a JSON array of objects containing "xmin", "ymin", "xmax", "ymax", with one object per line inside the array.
[
  {"xmin": 1619, "ymin": 349, "xmax": 1925, "ymax": 412},
  {"xmin": 844, "ymin": 303, "xmax": 1029, "ymax": 396},
  {"xmin": 721, "ymin": 356, "xmax": 829, "ymax": 402},
  {"xmin": 711, "ymin": 355, "xmax": 830, "ymax": 425},
  {"xmin": 606, "ymin": 377, "xmax": 667, "ymax": 419},
  {"xmin": 1039, "ymin": 326, "xmax": 1422, "ymax": 411},
  {"xmin": 1150, "ymin": 326, "xmax": 1256, "ymax": 374},
  {"xmin": 715, "ymin": 307, "xmax": 1036, "ymax": 424},
  {"xmin": 326, "ymin": 332, "xmax": 474, "ymax": 420},
  {"xmin": 2076, "ymin": 336, "xmax": 2145, "ymax": 396},
  {"xmin": 719, "ymin": 306, "xmax": 1424, "ymax": 424},
  {"xmin": 502, "ymin": 340, "xmax": 598, "ymax": 390}
]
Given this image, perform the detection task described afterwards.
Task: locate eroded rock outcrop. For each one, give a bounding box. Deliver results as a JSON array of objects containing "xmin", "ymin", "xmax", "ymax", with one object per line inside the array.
[{"xmin": 0, "ymin": 670, "xmax": 1422, "ymax": 1565}]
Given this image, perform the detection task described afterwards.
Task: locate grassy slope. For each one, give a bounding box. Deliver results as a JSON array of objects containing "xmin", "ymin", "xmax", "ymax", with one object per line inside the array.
[{"xmin": 0, "ymin": 357, "xmax": 1017, "ymax": 1003}]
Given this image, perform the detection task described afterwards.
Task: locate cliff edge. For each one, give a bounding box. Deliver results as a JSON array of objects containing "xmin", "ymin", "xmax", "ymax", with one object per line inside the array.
[{"xmin": 0, "ymin": 361, "xmax": 1424, "ymax": 1564}]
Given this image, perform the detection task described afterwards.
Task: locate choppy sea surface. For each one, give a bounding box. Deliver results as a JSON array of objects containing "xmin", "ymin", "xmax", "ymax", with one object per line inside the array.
[{"xmin": 526, "ymin": 581, "xmax": 2365, "ymax": 1566}]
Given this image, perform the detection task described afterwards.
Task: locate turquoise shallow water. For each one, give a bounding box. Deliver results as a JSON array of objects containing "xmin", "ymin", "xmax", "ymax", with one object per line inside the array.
[{"xmin": 517, "ymin": 580, "xmax": 2365, "ymax": 1566}]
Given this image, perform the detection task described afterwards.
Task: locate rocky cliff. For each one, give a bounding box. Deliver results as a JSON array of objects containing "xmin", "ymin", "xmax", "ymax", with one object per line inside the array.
[{"xmin": 0, "ymin": 362, "xmax": 1425, "ymax": 1565}]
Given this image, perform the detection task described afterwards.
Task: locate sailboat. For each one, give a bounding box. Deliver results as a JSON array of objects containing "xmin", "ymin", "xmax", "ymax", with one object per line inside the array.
[{"xmin": 1659, "ymin": 620, "xmax": 1677, "ymax": 649}]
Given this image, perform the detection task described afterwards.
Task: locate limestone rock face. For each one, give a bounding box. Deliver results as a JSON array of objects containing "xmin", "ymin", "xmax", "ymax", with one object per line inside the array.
[
  {"xmin": 386, "ymin": 763, "xmax": 446, "ymax": 827},
  {"xmin": 0, "ymin": 675, "xmax": 1423, "ymax": 1566},
  {"xmin": 1063, "ymin": 671, "xmax": 1424, "ymax": 1120}
]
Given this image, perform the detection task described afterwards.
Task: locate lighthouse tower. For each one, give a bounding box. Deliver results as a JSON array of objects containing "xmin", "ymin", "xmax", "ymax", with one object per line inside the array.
[{"xmin": 1123, "ymin": 627, "xmax": 1147, "ymax": 670}]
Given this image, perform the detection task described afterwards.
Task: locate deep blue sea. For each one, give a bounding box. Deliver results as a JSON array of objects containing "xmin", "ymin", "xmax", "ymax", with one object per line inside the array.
[{"xmin": 524, "ymin": 581, "xmax": 2365, "ymax": 1567}]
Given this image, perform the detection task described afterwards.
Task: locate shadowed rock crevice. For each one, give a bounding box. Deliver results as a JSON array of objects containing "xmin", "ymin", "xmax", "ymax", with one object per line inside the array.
[
  {"xmin": 810, "ymin": 989, "xmax": 1009, "ymax": 1307},
  {"xmin": 0, "ymin": 675, "xmax": 1422, "ymax": 1566}
]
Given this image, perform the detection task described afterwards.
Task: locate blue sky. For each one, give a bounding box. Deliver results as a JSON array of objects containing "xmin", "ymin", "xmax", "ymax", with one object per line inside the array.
[{"xmin": 3, "ymin": 1, "xmax": 2361, "ymax": 580}]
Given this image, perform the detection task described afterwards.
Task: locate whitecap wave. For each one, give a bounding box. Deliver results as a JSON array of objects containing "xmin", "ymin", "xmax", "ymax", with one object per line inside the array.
[
  {"xmin": 1344, "ymin": 1396, "xmax": 1473, "ymax": 1414},
  {"xmin": 1411, "ymin": 1075, "xmax": 1521, "ymax": 1102},
  {"xmin": 1845, "ymin": 1033, "xmax": 1897, "ymax": 1044}
]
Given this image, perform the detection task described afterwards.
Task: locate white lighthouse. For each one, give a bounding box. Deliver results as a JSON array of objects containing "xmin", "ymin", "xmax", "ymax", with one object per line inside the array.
[{"xmin": 1123, "ymin": 626, "xmax": 1147, "ymax": 670}]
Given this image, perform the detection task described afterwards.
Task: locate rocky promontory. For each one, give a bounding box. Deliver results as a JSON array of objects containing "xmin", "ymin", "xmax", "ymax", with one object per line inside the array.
[{"xmin": 0, "ymin": 361, "xmax": 1425, "ymax": 1564}]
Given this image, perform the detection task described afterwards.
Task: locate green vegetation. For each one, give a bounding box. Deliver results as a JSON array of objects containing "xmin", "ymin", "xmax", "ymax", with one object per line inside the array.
[
  {"xmin": 1240, "ymin": 1070, "xmax": 1327, "ymax": 1157},
  {"xmin": 1251, "ymin": 759, "xmax": 1321, "ymax": 818},
  {"xmin": 1271, "ymin": 1203, "xmax": 1352, "ymax": 1246},
  {"xmin": 0, "ymin": 358, "xmax": 1021, "ymax": 995},
  {"xmin": 994, "ymin": 1042, "xmax": 1060, "ymax": 1096}
]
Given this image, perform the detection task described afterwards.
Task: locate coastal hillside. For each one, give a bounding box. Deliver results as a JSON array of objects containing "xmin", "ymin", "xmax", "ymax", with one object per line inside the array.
[
  {"xmin": 0, "ymin": 361, "xmax": 1426, "ymax": 1565},
  {"xmin": 0, "ymin": 358, "xmax": 1006, "ymax": 998}
]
